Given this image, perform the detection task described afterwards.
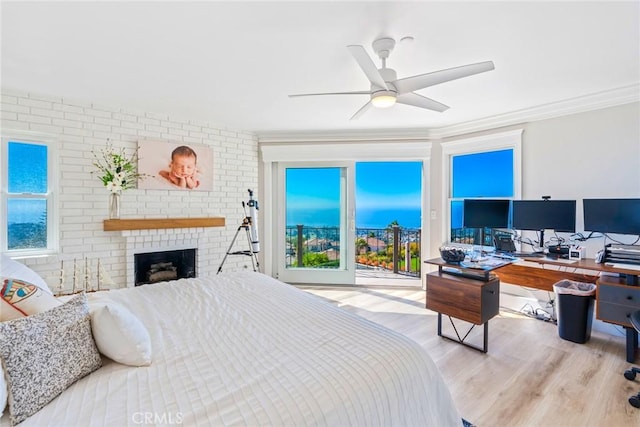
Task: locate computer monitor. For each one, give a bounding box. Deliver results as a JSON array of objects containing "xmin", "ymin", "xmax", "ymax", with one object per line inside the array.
[
  {"xmin": 583, "ymin": 198, "xmax": 640, "ymax": 235},
  {"xmin": 463, "ymin": 199, "xmax": 510, "ymax": 228},
  {"xmin": 512, "ymin": 200, "xmax": 576, "ymax": 232}
]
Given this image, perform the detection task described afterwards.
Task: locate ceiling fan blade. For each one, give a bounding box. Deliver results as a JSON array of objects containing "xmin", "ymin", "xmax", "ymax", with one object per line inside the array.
[
  {"xmin": 394, "ymin": 61, "xmax": 495, "ymax": 94},
  {"xmin": 289, "ymin": 91, "xmax": 370, "ymax": 98},
  {"xmin": 350, "ymin": 101, "xmax": 372, "ymax": 120},
  {"xmin": 347, "ymin": 45, "xmax": 388, "ymax": 90},
  {"xmin": 396, "ymin": 92, "xmax": 449, "ymax": 112}
]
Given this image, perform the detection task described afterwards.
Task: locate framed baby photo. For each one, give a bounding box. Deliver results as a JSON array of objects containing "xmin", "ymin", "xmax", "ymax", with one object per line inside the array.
[{"xmin": 137, "ymin": 140, "xmax": 213, "ymax": 191}]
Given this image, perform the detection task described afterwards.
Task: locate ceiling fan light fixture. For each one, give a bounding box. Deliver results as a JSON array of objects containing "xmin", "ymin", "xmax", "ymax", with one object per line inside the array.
[
  {"xmin": 371, "ymin": 91, "xmax": 397, "ymax": 108},
  {"xmin": 290, "ymin": 37, "xmax": 495, "ymax": 119}
]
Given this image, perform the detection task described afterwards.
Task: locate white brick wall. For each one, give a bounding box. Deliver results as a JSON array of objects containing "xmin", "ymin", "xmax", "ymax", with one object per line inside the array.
[{"xmin": 1, "ymin": 89, "xmax": 259, "ymax": 290}]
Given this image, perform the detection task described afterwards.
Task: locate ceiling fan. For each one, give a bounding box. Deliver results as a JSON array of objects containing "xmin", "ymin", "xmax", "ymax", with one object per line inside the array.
[{"xmin": 289, "ymin": 37, "xmax": 495, "ymax": 120}]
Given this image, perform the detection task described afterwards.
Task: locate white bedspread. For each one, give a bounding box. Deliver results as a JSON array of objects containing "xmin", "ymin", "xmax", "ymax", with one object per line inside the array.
[{"xmin": 3, "ymin": 272, "xmax": 461, "ymax": 426}]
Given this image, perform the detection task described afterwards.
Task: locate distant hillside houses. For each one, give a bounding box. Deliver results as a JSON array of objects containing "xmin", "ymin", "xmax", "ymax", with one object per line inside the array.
[
  {"xmin": 305, "ymin": 238, "xmax": 336, "ymax": 252},
  {"xmin": 303, "ymin": 237, "xmax": 388, "ymax": 254},
  {"xmin": 323, "ymin": 247, "xmax": 340, "ymax": 261},
  {"xmin": 364, "ymin": 237, "xmax": 387, "ymax": 253}
]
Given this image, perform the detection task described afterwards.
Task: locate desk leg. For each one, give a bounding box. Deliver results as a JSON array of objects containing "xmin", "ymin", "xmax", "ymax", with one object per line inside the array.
[
  {"xmin": 436, "ymin": 312, "xmax": 488, "ymax": 353},
  {"xmin": 484, "ymin": 321, "xmax": 489, "ymax": 353},
  {"xmin": 626, "ymin": 327, "xmax": 638, "ymax": 363}
]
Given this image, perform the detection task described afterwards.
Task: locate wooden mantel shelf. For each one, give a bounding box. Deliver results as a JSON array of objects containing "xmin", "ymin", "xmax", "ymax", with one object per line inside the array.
[{"xmin": 103, "ymin": 217, "xmax": 225, "ymax": 231}]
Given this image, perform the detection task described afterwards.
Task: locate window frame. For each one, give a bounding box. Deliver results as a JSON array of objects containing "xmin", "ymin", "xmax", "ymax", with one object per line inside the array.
[
  {"xmin": 441, "ymin": 129, "xmax": 523, "ymax": 247},
  {"xmin": 1, "ymin": 131, "xmax": 59, "ymax": 257}
]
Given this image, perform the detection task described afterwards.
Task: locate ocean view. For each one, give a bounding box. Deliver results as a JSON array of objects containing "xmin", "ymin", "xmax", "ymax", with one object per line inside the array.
[
  {"xmin": 356, "ymin": 207, "xmax": 421, "ymax": 229},
  {"xmin": 286, "ymin": 207, "xmax": 421, "ymax": 229}
]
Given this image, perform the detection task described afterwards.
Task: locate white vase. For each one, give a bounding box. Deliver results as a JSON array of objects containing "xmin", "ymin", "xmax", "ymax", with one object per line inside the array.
[{"xmin": 109, "ymin": 192, "xmax": 121, "ymax": 219}]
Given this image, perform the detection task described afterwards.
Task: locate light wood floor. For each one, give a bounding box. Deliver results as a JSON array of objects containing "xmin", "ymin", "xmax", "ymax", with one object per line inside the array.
[{"xmin": 298, "ymin": 284, "xmax": 640, "ymax": 427}]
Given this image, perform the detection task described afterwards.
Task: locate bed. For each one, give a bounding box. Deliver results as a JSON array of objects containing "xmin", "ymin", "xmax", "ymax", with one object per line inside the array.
[{"xmin": 1, "ymin": 267, "xmax": 462, "ymax": 426}]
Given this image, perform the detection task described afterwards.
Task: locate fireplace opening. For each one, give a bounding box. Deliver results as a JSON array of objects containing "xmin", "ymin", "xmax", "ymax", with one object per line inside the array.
[{"xmin": 134, "ymin": 249, "xmax": 196, "ymax": 286}]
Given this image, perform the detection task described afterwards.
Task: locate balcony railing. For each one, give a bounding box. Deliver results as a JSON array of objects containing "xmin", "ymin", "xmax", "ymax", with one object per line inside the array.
[{"xmin": 285, "ymin": 225, "xmax": 421, "ymax": 277}]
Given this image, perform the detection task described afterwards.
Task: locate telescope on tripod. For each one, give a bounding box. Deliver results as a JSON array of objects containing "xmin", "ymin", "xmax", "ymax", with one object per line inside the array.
[{"xmin": 217, "ymin": 189, "xmax": 260, "ymax": 273}]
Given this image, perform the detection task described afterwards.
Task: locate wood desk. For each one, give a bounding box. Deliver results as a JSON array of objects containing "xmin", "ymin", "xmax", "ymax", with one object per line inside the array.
[
  {"xmin": 428, "ymin": 256, "xmax": 640, "ymax": 362},
  {"xmin": 495, "ymin": 257, "xmax": 638, "ymax": 291},
  {"xmin": 495, "ymin": 258, "xmax": 597, "ymax": 291}
]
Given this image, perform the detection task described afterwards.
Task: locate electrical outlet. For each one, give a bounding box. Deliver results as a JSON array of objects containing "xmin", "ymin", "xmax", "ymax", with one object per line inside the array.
[{"xmin": 430, "ymin": 210, "xmax": 437, "ymax": 220}]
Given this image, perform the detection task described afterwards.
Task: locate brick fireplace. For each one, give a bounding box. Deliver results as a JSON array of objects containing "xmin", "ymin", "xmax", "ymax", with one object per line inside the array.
[{"xmin": 102, "ymin": 217, "xmax": 225, "ymax": 287}]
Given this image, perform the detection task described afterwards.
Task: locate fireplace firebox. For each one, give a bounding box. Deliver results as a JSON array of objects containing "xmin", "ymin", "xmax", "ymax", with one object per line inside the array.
[{"xmin": 134, "ymin": 249, "xmax": 196, "ymax": 286}]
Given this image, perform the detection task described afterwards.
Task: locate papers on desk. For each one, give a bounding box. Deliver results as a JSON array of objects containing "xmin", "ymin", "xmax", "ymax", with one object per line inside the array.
[
  {"xmin": 606, "ymin": 262, "xmax": 640, "ymax": 271},
  {"xmin": 460, "ymin": 258, "xmax": 511, "ymax": 270}
]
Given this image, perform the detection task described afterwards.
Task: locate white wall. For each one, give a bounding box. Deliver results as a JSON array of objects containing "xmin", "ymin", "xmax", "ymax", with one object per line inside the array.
[
  {"xmin": 521, "ymin": 102, "xmax": 640, "ymax": 258},
  {"xmin": 1, "ymin": 89, "xmax": 259, "ymax": 290}
]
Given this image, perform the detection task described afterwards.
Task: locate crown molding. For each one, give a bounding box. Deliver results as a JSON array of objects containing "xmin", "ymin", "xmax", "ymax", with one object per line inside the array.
[
  {"xmin": 260, "ymin": 140, "xmax": 432, "ymax": 163},
  {"xmin": 429, "ymin": 83, "xmax": 640, "ymax": 139},
  {"xmin": 257, "ymin": 84, "xmax": 639, "ymax": 143},
  {"xmin": 257, "ymin": 128, "xmax": 434, "ymax": 144}
]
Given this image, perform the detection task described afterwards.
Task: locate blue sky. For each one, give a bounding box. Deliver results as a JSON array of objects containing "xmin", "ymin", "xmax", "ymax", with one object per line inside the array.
[
  {"xmin": 355, "ymin": 162, "xmax": 422, "ymax": 210},
  {"xmin": 8, "ymin": 142, "xmax": 47, "ymax": 193},
  {"xmin": 285, "ymin": 168, "xmax": 341, "ymax": 211},
  {"xmin": 452, "ymin": 149, "xmax": 513, "ymax": 198}
]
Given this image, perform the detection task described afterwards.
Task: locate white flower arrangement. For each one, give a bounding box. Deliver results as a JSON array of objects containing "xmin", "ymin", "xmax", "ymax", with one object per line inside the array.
[{"xmin": 92, "ymin": 141, "xmax": 149, "ymax": 193}]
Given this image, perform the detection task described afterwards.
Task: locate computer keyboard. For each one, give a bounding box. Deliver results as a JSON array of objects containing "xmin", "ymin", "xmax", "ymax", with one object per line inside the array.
[
  {"xmin": 491, "ymin": 253, "xmax": 517, "ymax": 260},
  {"xmin": 543, "ymin": 257, "xmax": 577, "ymax": 264},
  {"xmin": 506, "ymin": 252, "xmax": 544, "ymax": 258}
]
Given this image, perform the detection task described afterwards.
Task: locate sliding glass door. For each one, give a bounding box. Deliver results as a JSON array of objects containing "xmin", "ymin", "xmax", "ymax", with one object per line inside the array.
[{"xmin": 276, "ymin": 162, "xmax": 355, "ymax": 284}]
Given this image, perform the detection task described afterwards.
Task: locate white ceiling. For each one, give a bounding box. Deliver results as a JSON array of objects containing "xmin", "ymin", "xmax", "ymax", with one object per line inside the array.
[{"xmin": 2, "ymin": 1, "xmax": 639, "ymax": 137}]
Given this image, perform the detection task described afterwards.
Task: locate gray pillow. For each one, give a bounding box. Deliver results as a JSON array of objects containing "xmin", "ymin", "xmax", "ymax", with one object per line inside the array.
[{"xmin": 0, "ymin": 293, "xmax": 102, "ymax": 425}]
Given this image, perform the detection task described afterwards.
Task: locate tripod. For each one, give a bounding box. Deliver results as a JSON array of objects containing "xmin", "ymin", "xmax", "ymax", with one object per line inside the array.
[{"xmin": 217, "ymin": 216, "xmax": 260, "ymax": 274}]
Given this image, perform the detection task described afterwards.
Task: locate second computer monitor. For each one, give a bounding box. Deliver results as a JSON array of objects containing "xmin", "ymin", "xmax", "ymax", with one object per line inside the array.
[{"xmin": 512, "ymin": 200, "xmax": 576, "ymax": 232}]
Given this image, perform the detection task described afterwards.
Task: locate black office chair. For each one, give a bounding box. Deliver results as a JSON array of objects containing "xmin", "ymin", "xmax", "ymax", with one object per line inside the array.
[{"xmin": 624, "ymin": 310, "xmax": 640, "ymax": 408}]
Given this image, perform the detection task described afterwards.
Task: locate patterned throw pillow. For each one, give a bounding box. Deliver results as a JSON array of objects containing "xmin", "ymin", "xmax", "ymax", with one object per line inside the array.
[
  {"xmin": 0, "ymin": 277, "xmax": 62, "ymax": 321},
  {"xmin": 0, "ymin": 254, "xmax": 53, "ymax": 295},
  {"xmin": 0, "ymin": 293, "xmax": 102, "ymax": 425}
]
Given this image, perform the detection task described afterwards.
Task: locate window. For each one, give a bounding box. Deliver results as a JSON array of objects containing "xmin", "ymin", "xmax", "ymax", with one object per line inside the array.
[
  {"xmin": 442, "ymin": 130, "xmax": 522, "ymax": 246},
  {"xmin": 1, "ymin": 136, "xmax": 58, "ymax": 256},
  {"xmin": 261, "ymin": 139, "xmax": 431, "ymax": 283}
]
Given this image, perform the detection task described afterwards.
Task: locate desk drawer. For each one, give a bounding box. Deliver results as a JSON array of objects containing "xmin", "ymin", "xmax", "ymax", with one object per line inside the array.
[
  {"xmin": 597, "ymin": 302, "xmax": 637, "ymax": 327},
  {"xmin": 597, "ymin": 283, "xmax": 640, "ymax": 306},
  {"xmin": 426, "ymin": 273, "xmax": 499, "ymax": 324}
]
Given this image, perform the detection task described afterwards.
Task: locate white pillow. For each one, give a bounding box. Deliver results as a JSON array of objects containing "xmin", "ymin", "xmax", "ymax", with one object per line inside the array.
[
  {"xmin": 90, "ymin": 303, "xmax": 152, "ymax": 367},
  {"xmin": 0, "ymin": 254, "xmax": 52, "ymax": 295}
]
